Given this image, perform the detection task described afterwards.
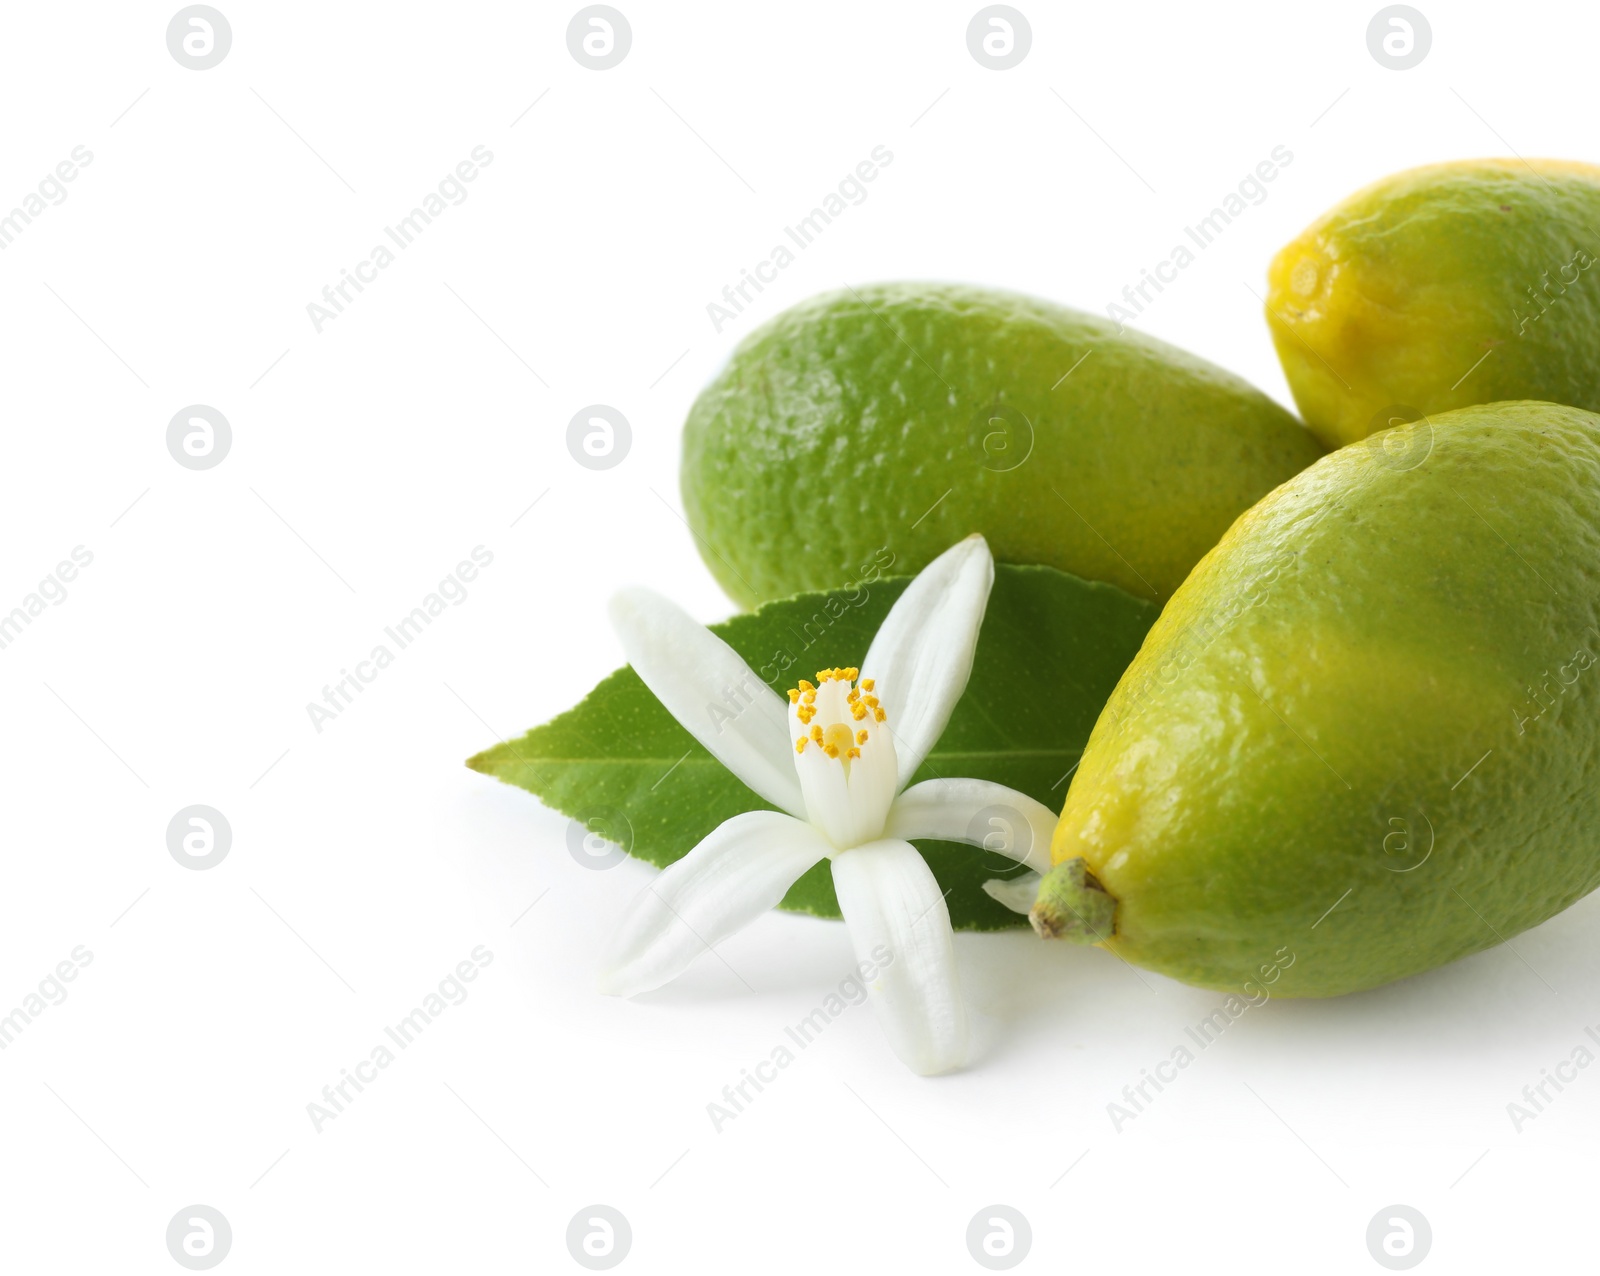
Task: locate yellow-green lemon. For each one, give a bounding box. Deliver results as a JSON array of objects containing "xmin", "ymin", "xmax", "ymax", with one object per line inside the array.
[
  {"xmin": 682, "ymin": 283, "xmax": 1323, "ymax": 606},
  {"xmin": 1033, "ymin": 400, "xmax": 1600, "ymax": 997},
  {"xmin": 1267, "ymin": 159, "xmax": 1600, "ymax": 448}
]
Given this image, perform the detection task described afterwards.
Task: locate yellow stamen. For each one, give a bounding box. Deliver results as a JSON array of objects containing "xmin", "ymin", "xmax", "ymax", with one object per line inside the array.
[
  {"xmin": 861, "ymin": 678, "xmax": 874, "ymax": 691},
  {"xmin": 790, "ymin": 668, "xmax": 887, "ymax": 766}
]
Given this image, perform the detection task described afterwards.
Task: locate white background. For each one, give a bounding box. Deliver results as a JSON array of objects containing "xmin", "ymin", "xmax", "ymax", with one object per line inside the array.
[{"xmin": 2, "ymin": 1, "xmax": 1597, "ymax": 1271}]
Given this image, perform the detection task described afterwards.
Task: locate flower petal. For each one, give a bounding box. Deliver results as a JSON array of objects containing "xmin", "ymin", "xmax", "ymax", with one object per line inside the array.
[
  {"xmin": 831, "ymin": 839, "xmax": 967, "ymax": 1075},
  {"xmin": 598, "ymin": 811, "xmax": 831, "ymax": 998},
  {"xmin": 861, "ymin": 535, "xmax": 994, "ymax": 788},
  {"xmin": 610, "ymin": 588, "xmax": 805, "ymax": 817},
  {"xmin": 884, "ymin": 777, "xmax": 1056, "ymax": 873},
  {"xmin": 982, "ymin": 870, "xmax": 1042, "ymax": 915}
]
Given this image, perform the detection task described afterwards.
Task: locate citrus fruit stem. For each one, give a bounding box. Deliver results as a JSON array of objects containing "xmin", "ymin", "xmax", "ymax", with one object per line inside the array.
[{"xmin": 1029, "ymin": 858, "xmax": 1117, "ymax": 943}]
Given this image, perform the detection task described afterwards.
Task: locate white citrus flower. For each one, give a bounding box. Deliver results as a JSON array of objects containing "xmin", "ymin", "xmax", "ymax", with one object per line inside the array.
[{"xmin": 597, "ymin": 535, "xmax": 1053, "ymax": 1075}]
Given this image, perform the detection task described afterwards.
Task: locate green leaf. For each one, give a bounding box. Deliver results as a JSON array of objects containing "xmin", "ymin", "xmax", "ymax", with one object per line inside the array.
[{"xmin": 467, "ymin": 564, "xmax": 1157, "ymax": 930}]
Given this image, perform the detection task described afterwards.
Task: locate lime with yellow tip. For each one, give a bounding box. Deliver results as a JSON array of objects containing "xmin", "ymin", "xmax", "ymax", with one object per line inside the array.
[
  {"xmin": 1266, "ymin": 159, "xmax": 1600, "ymax": 448},
  {"xmin": 1033, "ymin": 400, "xmax": 1600, "ymax": 997}
]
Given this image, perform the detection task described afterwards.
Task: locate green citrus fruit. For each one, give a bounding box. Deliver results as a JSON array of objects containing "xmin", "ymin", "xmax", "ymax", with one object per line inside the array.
[
  {"xmin": 1033, "ymin": 400, "xmax": 1600, "ymax": 997},
  {"xmin": 682, "ymin": 283, "xmax": 1322, "ymax": 606},
  {"xmin": 1266, "ymin": 159, "xmax": 1600, "ymax": 449}
]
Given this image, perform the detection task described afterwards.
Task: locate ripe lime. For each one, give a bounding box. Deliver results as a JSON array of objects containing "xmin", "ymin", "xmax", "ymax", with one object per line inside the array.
[{"xmin": 682, "ymin": 283, "xmax": 1322, "ymax": 605}]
